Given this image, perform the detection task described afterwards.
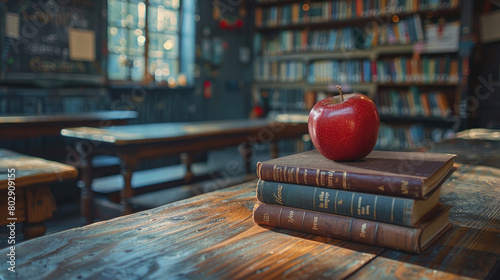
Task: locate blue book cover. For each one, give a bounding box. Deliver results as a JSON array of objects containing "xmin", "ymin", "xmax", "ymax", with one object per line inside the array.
[{"xmin": 328, "ymin": 30, "xmax": 338, "ymax": 51}]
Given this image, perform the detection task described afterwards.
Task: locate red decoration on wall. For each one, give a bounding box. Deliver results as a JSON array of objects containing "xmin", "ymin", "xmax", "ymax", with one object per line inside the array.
[
  {"xmin": 203, "ymin": 80, "xmax": 212, "ymax": 98},
  {"xmin": 213, "ymin": 0, "xmax": 246, "ymax": 31}
]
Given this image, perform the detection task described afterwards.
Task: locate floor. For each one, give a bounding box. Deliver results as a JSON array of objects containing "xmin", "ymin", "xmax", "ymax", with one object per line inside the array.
[{"xmin": 0, "ymin": 146, "xmax": 283, "ymax": 249}]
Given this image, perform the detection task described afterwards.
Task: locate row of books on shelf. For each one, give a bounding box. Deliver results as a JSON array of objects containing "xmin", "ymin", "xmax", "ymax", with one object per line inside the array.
[
  {"xmin": 262, "ymin": 89, "xmax": 307, "ymax": 112},
  {"xmin": 376, "ymin": 123, "xmax": 453, "ymax": 150},
  {"xmin": 255, "ymin": 55, "xmax": 459, "ymax": 84},
  {"xmin": 374, "ymin": 87, "xmax": 452, "ymax": 118},
  {"xmin": 375, "ymin": 55, "xmax": 460, "ymax": 83},
  {"xmin": 255, "ymin": 14, "xmax": 426, "ymax": 55},
  {"xmin": 304, "ymin": 55, "xmax": 459, "ymax": 84},
  {"xmin": 252, "ymin": 148, "xmax": 457, "ymax": 253},
  {"xmin": 307, "ymin": 59, "xmax": 371, "ymax": 84},
  {"xmin": 254, "ymin": 60, "xmax": 305, "ymax": 82},
  {"xmin": 255, "ymin": 0, "xmax": 459, "ymax": 27}
]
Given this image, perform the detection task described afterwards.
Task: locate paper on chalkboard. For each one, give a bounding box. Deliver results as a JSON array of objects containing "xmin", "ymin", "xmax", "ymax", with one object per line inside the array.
[
  {"xmin": 5, "ymin": 12, "xmax": 20, "ymax": 39},
  {"xmin": 68, "ymin": 28, "xmax": 96, "ymax": 62}
]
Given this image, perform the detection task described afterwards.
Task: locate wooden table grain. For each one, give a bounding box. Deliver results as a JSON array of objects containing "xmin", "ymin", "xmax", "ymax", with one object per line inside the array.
[
  {"xmin": 0, "ymin": 149, "xmax": 78, "ymax": 238},
  {"xmin": 1, "ymin": 161, "xmax": 498, "ymax": 279},
  {"xmin": 61, "ymin": 118, "xmax": 308, "ymax": 222}
]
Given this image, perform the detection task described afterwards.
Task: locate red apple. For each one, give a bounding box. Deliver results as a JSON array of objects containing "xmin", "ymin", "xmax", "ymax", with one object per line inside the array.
[{"xmin": 308, "ymin": 86, "xmax": 379, "ymax": 161}]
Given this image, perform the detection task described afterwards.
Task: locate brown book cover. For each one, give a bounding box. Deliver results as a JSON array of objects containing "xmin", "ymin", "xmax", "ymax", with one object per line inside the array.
[
  {"xmin": 253, "ymin": 202, "xmax": 452, "ymax": 254},
  {"xmin": 257, "ymin": 149, "xmax": 456, "ymax": 199}
]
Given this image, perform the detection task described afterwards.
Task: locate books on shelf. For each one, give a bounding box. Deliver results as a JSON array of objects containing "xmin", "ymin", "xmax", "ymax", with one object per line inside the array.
[
  {"xmin": 376, "ymin": 123, "xmax": 455, "ymax": 150},
  {"xmin": 375, "ymin": 55, "xmax": 459, "ymax": 84},
  {"xmin": 252, "ymin": 149, "xmax": 456, "ymax": 253},
  {"xmin": 308, "ymin": 59, "xmax": 371, "ymax": 84},
  {"xmin": 254, "ymin": 59, "xmax": 304, "ymax": 82},
  {"xmin": 375, "ymin": 86, "xmax": 452, "ymax": 118},
  {"xmin": 255, "ymin": 0, "xmax": 459, "ymax": 28},
  {"xmin": 255, "ymin": 15, "xmax": 426, "ymax": 55}
]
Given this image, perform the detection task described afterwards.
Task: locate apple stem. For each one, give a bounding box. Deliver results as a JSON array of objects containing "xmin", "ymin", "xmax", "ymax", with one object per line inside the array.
[{"xmin": 336, "ymin": 85, "xmax": 344, "ymax": 102}]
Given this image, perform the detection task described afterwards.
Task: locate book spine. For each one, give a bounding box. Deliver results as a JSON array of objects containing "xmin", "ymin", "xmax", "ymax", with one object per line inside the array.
[
  {"xmin": 256, "ymin": 180, "xmax": 415, "ymax": 226},
  {"xmin": 257, "ymin": 162, "xmax": 424, "ymax": 198},
  {"xmin": 253, "ymin": 203, "xmax": 421, "ymax": 253}
]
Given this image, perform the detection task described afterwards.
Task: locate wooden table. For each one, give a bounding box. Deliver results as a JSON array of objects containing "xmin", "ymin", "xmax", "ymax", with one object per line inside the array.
[
  {"xmin": 0, "ymin": 149, "xmax": 78, "ymax": 238},
  {"xmin": 61, "ymin": 118, "xmax": 308, "ymax": 222},
  {"xmin": 1, "ymin": 159, "xmax": 498, "ymax": 279},
  {"xmin": 0, "ymin": 111, "xmax": 137, "ymax": 140}
]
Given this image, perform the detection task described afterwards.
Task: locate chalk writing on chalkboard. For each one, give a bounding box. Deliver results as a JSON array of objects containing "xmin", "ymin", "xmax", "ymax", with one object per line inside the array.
[{"xmin": 0, "ymin": 0, "xmax": 104, "ymax": 86}]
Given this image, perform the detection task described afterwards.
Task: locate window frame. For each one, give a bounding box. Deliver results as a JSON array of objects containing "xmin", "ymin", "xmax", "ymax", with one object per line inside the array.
[{"xmin": 106, "ymin": 0, "xmax": 195, "ymax": 88}]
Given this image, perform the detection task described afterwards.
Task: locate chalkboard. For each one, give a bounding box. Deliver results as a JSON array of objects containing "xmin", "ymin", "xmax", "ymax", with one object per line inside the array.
[{"xmin": 0, "ymin": 0, "xmax": 105, "ymax": 87}]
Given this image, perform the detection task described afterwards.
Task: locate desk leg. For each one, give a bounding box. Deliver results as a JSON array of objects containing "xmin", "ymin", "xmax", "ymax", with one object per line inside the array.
[
  {"xmin": 23, "ymin": 185, "xmax": 56, "ymax": 239},
  {"xmin": 79, "ymin": 152, "xmax": 95, "ymax": 224},
  {"xmin": 239, "ymin": 143, "xmax": 253, "ymax": 174},
  {"xmin": 181, "ymin": 153, "xmax": 194, "ymax": 183},
  {"xmin": 270, "ymin": 142, "xmax": 279, "ymax": 159},
  {"xmin": 120, "ymin": 158, "xmax": 136, "ymax": 215}
]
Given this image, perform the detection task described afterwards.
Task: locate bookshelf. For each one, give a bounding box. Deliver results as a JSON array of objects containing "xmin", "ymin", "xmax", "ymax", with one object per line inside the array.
[{"xmin": 252, "ymin": 0, "xmax": 474, "ymax": 151}]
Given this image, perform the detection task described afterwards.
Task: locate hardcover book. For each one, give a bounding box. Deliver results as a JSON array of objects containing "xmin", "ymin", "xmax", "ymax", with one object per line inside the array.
[
  {"xmin": 253, "ymin": 202, "xmax": 451, "ymax": 254},
  {"xmin": 256, "ymin": 149, "xmax": 456, "ymax": 199},
  {"xmin": 256, "ymin": 178, "xmax": 444, "ymax": 227}
]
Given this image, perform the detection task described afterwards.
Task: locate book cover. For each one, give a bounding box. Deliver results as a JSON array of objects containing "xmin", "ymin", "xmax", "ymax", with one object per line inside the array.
[
  {"xmin": 256, "ymin": 149, "xmax": 456, "ymax": 199},
  {"xmin": 253, "ymin": 203, "xmax": 452, "ymax": 254},
  {"xmin": 255, "ymin": 175, "xmax": 447, "ymax": 227}
]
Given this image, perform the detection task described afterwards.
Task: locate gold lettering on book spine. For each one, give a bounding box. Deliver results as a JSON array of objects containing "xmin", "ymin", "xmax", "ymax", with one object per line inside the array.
[
  {"xmin": 274, "ymin": 185, "xmax": 284, "ymax": 205},
  {"xmin": 316, "ymin": 169, "xmax": 320, "ymax": 186},
  {"xmin": 287, "ymin": 210, "xmax": 294, "ymax": 224},
  {"xmin": 343, "ymin": 172, "xmax": 347, "ymax": 190},
  {"xmin": 320, "ymin": 171, "xmax": 326, "ymax": 186},
  {"xmin": 360, "ymin": 223, "xmax": 367, "ymax": 238},
  {"xmin": 287, "ymin": 167, "xmax": 295, "ymax": 183},
  {"xmin": 357, "ymin": 197, "xmax": 362, "ymax": 215},
  {"xmin": 327, "ymin": 171, "xmax": 334, "ymax": 187},
  {"xmin": 401, "ymin": 180, "xmax": 409, "ymax": 195},
  {"xmin": 318, "ymin": 191, "xmax": 325, "ymax": 208},
  {"xmin": 263, "ymin": 213, "xmax": 270, "ymax": 223},
  {"xmin": 312, "ymin": 216, "xmax": 319, "ymax": 230}
]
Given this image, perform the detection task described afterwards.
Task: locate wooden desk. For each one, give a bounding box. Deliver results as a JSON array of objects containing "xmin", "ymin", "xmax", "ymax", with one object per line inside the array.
[
  {"xmin": 0, "ymin": 110, "xmax": 137, "ymax": 140},
  {"xmin": 0, "ymin": 149, "xmax": 78, "ymax": 238},
  {"xmin": 1, "ymin": 161, "xmax": 498, "ymax": 279},
  {"xmin": 61, "ymin": 118, "xmax": 308, "ymax": 221}
]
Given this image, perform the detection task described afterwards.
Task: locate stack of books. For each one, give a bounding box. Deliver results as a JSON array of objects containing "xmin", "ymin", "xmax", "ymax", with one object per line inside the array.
[{"xmin": 253, "ymin": 149, "xmax": 456, "ymax": 254}]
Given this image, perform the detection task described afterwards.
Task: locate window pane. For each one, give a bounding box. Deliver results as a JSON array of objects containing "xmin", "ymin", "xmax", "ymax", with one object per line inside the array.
[
  {"xmin": 108, "ymin": 27, "xmax": 128, "ymax": 53},
  {"xmin": 150, "ymin": 0, "xmax": 180, "ymax": 9},
  {"xmin": 148, "ymin": 6, "xmax": 178, "ymax": 32},
  {"xmin": 126, "ymin": 1, "xmax": 146, "ymax": 28},
  {"xmin": 130, "ymin": 56, "xmax": 145, "ymax": 82},
  {"xmin": 128, "ymin": 29, "xmax": 146, "ymax": 56},
  {"xmin": 108, "ymin": 0, "xmax": 127, "ymax": 27},
  {"xmin": 149, "ymin": 58, "xmax": 178, "ymax": 83},
  {"xmin": 149, "ymin": 33, "xmax": 178, "ymax": 59},
  {"xmin": 108, "ymin": 53, "xmax": 128, "ymax": 80}
]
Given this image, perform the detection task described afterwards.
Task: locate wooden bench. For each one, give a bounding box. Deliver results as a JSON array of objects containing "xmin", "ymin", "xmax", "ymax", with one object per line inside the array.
[
  {"xmin": 87, "ymin": 162, "xmax": 231, "ymax": 220},
  {"xmin": 0, "ymin": 149, "xmax": 78, "ymax": 239}
]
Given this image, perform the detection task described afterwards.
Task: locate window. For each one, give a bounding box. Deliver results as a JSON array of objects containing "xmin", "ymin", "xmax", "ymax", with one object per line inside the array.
[{"xmin": 107, "ymin": 0, "xmax": 194, "ymax": 87}]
